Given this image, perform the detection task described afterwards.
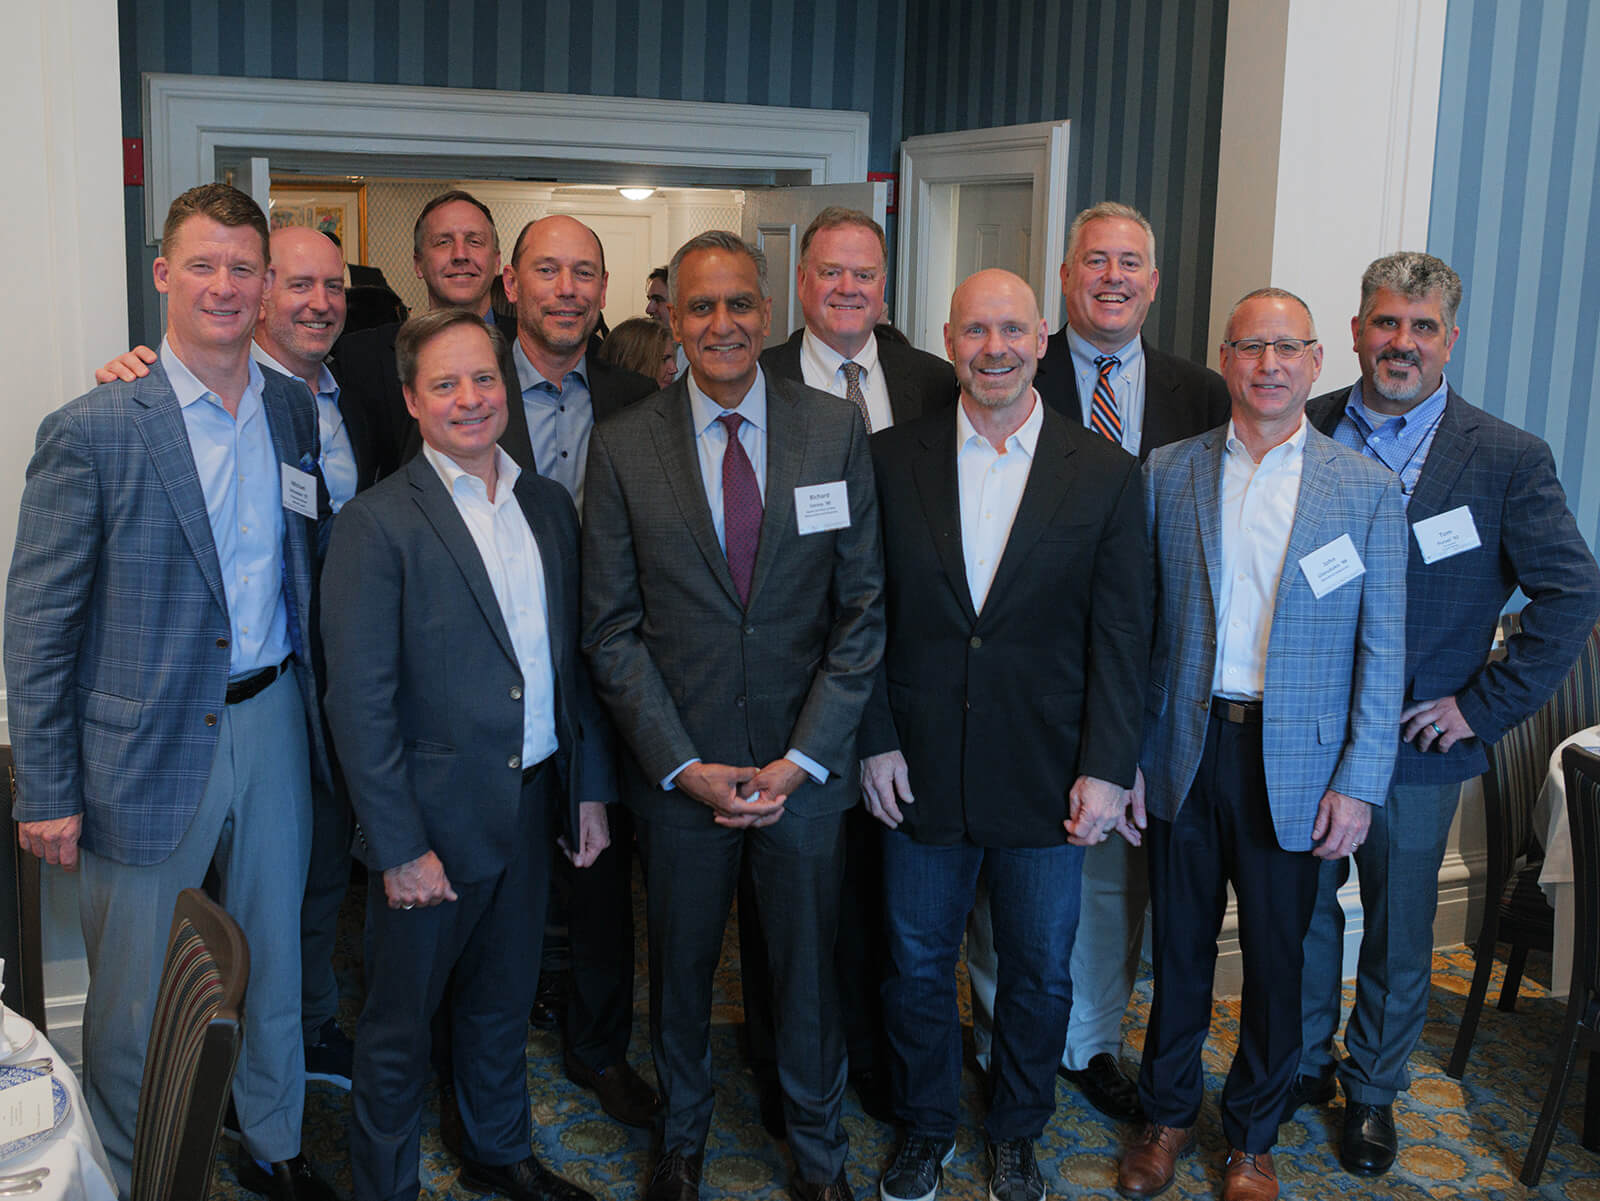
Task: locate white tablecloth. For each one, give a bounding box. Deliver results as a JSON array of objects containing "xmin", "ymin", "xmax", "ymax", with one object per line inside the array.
[
  {"xmin": 0, "ymin": 1008, "xmax": 118, "ymax": 1200},
  {"xmin": 1533, "ymin": 723, "xmax": 1600, "ymax": 1001}
]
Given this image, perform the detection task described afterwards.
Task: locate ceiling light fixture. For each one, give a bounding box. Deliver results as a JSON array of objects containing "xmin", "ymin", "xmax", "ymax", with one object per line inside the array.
[{"xmin": 618, "ymin": 186, "xmax": 656, "ymax": 201}]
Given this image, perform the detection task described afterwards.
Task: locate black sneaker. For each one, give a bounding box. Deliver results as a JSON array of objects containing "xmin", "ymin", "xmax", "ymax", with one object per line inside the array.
[
  {"xmin": 987, "ymin": 1139, "xmax": 1044, "ymax": 1201},
  {"xmin": 303, "ymin": 1017, "xmax": 354, "ymax": 1089},
  {"xmin": 880, "ymin": 1134, "xmax": 956, "ymax": 1201}
]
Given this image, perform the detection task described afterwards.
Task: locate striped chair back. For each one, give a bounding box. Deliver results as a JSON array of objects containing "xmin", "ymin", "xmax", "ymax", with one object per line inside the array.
[{"xmin": 129, "ymin": 888, "xmax": 249, "ymax": 1201}]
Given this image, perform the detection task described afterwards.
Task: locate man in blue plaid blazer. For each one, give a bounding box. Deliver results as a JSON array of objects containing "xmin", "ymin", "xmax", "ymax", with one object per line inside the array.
[
  {"xmin": 1293, "ymin": 253, "xmax": 1600, "ymax": 1177},
  {"xmin": 1118, "ymin": 289, "xmax": 1406, "ymax": 1201},
  {"xmin": 3, "ymin": 185, "xmax": 334, "ymax": 1201}
]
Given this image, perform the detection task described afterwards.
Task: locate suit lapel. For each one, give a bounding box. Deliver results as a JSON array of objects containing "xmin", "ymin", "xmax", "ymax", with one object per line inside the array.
[
  {"xmin": 912, "ymin": 416, "xmax": 978, "ymax": 624},
  {"xmin": 1035, "ymin": 328, "xmax": 1081, "ymax": 418},
  {"xmin": 133, "ymin": 368, "xmax": 229, "ymax": 617},
  {"xmin": 1191, "ymin": 431, "xmax": 1225, "ymax": 611},
  {"xmin": 878, "ymin": 337, "xmax": 913, "ymax": 424},
  {"xmin": 1140, "ymin": 340, "xmax": 1178, "ymax": 452},
  {"xmin": 747, "ymin": 380, "xmax": 804, "ymax": 606},
  {"xmin": 980, "ymin": 408, "xmax": 1075, "ymax": 616},
  {"xmin": 1405, "ymin": 392, "xmax": 1477, "ymax": 521},
  {"xmin": 1276, "ymin": 430, "xmax": 1340, "ymax": 611},
  {"xmin": 408, "ymin": 457, "xmax": 519, "ymax": 664},
  {"xmin": 516, "ymin": 476, "xmax": 569, "ymax": 651},
  {"xmin": 650, "ymin": 382, "xmax": 743, "ymax": 607}
]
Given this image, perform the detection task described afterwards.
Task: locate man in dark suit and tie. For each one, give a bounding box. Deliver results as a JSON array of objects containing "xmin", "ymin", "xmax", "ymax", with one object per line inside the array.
[
  {"xmin": 1293, "ymin": 252, "xmax": 1600, "ymax": 1175},
  {"xmin": 1120, "ymin": 288, "xmax": 1406, "ymax": 1201},
  {"xmin": 747, "ymin": 206, "xmax": 956, "ymax": 1126},
  {"xmin": 582, "ymin": 231, "xmax": 885, "ymax": 1201},
  {"xmin": 860, "ymin": 268, "xmax": 1150, "ymax": 1201},
  {"xmin": 6, "ymin": 183, "xmax": 334, "ymax": 1200},
  {"xmin": 322, "ymin": 308, "xmax": 612, "ymax": 1201}
]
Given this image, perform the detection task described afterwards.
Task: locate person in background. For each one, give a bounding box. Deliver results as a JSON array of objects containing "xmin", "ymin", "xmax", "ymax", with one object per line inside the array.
[{"xmin": 598, "ymin": 315, "xmax": 678, "ymax": 391}]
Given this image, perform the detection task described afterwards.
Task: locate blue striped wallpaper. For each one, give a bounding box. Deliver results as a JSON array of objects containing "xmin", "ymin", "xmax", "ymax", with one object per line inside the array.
[
  {"xmin": 901, "ymin": 0, "xmax": 1230, "ymax": 364},
  {"xmin": 1429, "ymin": 0, "xmax": 1600, "ymax": 553}
]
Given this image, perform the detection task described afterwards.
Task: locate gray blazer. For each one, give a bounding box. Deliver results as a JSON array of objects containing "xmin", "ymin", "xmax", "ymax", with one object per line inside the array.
[
  {"xmin": 1141, "ymin": 422, "xmax": 1408, "ymax": 851},
  {"xmin": 581, "ymin": 372, "xmax": 886, "ymax": 825}
]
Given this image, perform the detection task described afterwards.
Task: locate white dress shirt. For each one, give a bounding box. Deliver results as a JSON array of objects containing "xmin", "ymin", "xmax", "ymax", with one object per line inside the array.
[
  {"xmin": 1211, "ymin": 418, "xmax": 1307, "ymax": 698},
  {"xmin": 422, "ymin": 443, "xmax": 558, "ymax": 769},
  {"xmin": 956, "ymin": 391, "xmax": 1044, "ymax": 612},
  {"xmin": 1064, "ymin": 326, "xmax": 1147, "ymax": 457},
  {"xmin": 800, "ymin": 327, "xmax": 895, "ymax": 431},
  {"xmin": 251, "ymin": 342, "xmax": 358, "ymax": 512}
]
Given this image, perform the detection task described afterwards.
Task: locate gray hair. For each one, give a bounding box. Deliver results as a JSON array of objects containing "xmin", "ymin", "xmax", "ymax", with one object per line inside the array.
[
  {"xmin": 1358, "ymin": 252, "xmax": 1463, "ymax": 330},
  {"xmin": 1065, "ymin": 201, "xmax": 1156, "ymax": 266},
  {"xmin": 668, "ymin": 231, "xmax": 769, "ymax": 306},
  {"xmin": 1225, "ymin": 286, "xmax": 1316, "ymax": 339}
]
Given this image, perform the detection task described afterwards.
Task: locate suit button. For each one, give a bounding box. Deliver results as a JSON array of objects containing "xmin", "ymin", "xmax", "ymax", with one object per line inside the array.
[
  {"xmin": 204, "ymin": 713, "xmax": 217, "ymax": 727},
  {"xmin": 736, "ymin": 696, "xmax": 746, "ymax": 708},
  {"xmin": 744, "ymin": 625, "xmax": 755, "ymax": 635},
  {"xmin": 216, "ymin": 637, "xmax": 229, "ymax": 649},
  {"xmin": 508, "ymin": 755, "xmax": 521, "ymax": 770},
  {"xmin": 510, "ymin": 686, "xmax": 523, "ymax": 700},
  {"xmin": 969, "ymin": 636, "xmax": 983, "ymax": 649}
]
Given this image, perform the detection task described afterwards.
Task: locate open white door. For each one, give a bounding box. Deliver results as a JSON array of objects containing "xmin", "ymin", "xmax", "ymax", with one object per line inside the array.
[
  {"xmin": 896, "ymin": 121, "xmax": 1071, "ymax": 355},
  {"xmin": 742, "ymin": 181, "xmax": 888, "ymax": 342}
]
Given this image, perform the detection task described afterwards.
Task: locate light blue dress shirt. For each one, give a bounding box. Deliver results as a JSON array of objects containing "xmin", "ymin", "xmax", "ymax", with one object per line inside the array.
[
  {"xmin": 1065, "ymin": 326, "xmax": 1147, "ymax": 456},
  {"xmin": 251, "ymin": 343, "xmax": 357, "ymax": 512},
  {"xmin": 1330, "ymin": 377, "xmax": 1449, "ymax": 507},
  {"xmin": 513, "ymin": 339, "xmax": 594, "ymax": 509},
  {"xmin": 161, "ymin": 340, "xmax": 290, "ymax": 677}
]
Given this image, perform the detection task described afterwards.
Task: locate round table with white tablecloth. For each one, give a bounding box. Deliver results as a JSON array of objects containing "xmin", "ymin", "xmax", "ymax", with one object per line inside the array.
[
  {"xmin": 1533, "ymin": 723, "xmax": 1600, "ymax": 1001},
  {"xmin": 0, "ymin": 1004, "xmax": 117, "ymax": 1199}
]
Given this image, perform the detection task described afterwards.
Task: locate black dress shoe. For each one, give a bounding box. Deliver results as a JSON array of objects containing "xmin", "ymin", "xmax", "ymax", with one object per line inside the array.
[
  {"xmin": 644, "ymin": 1150, "xmax": 703, "ymax": 1201},
  {"xmin": 459, "ymin": 1153, "xmax": 595, "ymax": 1201},
  {"xmin": 793, "ymin": 1168, "xmax": 855, "ymax": 1201},
  {"xmin": 530, "ymin": 970, "xmax": 569, "ymax": 1031},
  {"xmin": 1339, "ymin": 1101, "xmax": 1397, "ymax": 1175},
  {"xmin": 1058, "ymin": 1053, "xmax": 1145, "ymax": 1123},
  {"xmin": 564, "ymin": 1052, "xmax": 661, "ymax": 1128},
  {"xmin": 1281, "ymin": 1068, "xmax": 1337, "ymax": 1122},
  {"xmin": 233, "ymin": 1150, "xmax": 338, "ymax": 1201}
]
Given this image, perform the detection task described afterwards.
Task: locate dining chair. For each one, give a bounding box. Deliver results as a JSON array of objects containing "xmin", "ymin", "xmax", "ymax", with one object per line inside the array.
[
  {"xmin": 128, "ymin": 887, "xmax": 250, "ymax": 1201},
  {"xmin": 1519, "ymin": 744, "xmax": 1600, "ymax": 1184},
  {"xmin": 1447, "ymin": 616, "xmax": 1600, "ymax": 1079}
]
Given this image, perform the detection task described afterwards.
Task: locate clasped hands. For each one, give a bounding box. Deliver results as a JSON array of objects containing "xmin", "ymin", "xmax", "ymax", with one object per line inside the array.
[{"xmin": 676, "ymin": 759, "xmax": 803, "ymax": 829}]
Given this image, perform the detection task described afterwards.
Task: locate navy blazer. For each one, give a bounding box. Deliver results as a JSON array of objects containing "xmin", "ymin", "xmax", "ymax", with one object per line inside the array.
[
  {"xmin": 1308, "ymin": 386, "xmax": 1600, "ymax": 784},
  {"xmin": 320, "ymin": 454, "xmax": 613, "ymax": 882},
  {"xmin": 5, "ymin": 363, "xmax": 326, "ymax": 864},
  {"xmin": 759, "ymin": 327, "xmax": 957, "ymax": 426}
]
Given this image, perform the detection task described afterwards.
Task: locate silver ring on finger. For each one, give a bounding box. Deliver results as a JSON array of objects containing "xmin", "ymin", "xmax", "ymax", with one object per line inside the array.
[
  {"xmin": 1431, "ymin": 721, "xmax": 1443, "ymax": 736},
  {"xmin": 403, "ymin": 903, "xmax": 415, "ymax": 910}
]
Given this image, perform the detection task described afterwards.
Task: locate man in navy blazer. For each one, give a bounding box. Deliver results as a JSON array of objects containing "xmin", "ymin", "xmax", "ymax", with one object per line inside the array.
[
  {"xmin": 5, "ymin": 184, "xmax": 333, "ymax": 1200},
  {"xmin": 1294, "ymin": 252, "xmax": 1600, "ymax": 1175},
  {"xmin": 322, "ymin": 309, "xmax": 612, "ymax": 1201},
  {"xmin": 1120, "ymin": 289, "xmax": 1406, "ymax": 1201}
]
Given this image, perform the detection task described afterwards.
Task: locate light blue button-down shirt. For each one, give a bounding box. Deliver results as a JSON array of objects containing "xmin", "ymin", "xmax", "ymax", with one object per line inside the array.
[
  {"xmin": 162, "ymin": 340, "xmax": 290, "ymax": 676},
  {"xmin": 1065, "ymin": 326, "xmax": 1147, "ymax": 456},
  {"xmin": 251, "ymin": 343, "xmax": 357, "ymax": 512},
  {"xmin": 513, "ymin": 339, "xmax": 594, "ymax": 509},
  {"xmin": 1330, "ymin": 378, "xmax": 1449, "ymax": 507}
]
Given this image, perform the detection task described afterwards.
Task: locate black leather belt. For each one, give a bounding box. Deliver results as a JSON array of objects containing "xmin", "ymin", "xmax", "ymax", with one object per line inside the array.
[
  {"xmin": 1210, "ymin": 696, "xmax": 1263, "ymax": 725},
  {"xmin": 226, "ymin": 657, "xmax": 292, "ymax": 705}
]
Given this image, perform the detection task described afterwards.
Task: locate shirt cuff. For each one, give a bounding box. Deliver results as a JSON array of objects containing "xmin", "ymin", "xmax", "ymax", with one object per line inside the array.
[
  {"xmin": 786, "ymin": 748, "xmax": 829, "ymax": 786},
  {"xmin": 661, "ymin": 758, "xmax": 699, "ymax": 791}
]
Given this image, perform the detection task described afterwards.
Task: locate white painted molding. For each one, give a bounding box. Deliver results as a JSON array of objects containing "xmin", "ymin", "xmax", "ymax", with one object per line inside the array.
[
  {"xmin": 142, "ymin": 75, "xmax": 870, "ymax": 244},
  {"xmin": 897, "ymin": 120, "xmax": 1072, "ymax": 355}
]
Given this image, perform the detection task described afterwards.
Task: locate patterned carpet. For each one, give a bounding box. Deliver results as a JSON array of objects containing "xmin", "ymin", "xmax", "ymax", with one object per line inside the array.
[{"xmin": 207, "ymin": 882, "xmax": 1598, "ymax": 1200}]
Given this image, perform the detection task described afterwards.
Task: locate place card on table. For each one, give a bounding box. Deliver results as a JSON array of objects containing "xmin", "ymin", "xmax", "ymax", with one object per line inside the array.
[{"xmin": 0, "ymin": 1073, "xmax": 53, "ymax": 1139}]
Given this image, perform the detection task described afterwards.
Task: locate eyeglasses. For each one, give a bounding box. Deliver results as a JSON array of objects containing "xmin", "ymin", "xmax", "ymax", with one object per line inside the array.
[{"xmin": 1223, "ymin": 338, "xmax": 1318, "ymax": 360}]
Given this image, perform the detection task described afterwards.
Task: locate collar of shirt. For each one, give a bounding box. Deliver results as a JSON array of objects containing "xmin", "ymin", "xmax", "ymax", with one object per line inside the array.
[
  {"xmin": 801, "ymin": 325, "xmax": 880, "ymax": 382},
  {"xmin": 250, "ymin": 342, "xmax": 339, "ymax": 400},
  {"xmin": 688, "ymin": 365, "xmax": 768, "ymax": 436},
  {"xmin": 1223, "ymin": 413, "xmax": 1308, "ymax": 469},
  {"xmin": 1064, "ymin": 325, "xmax": 1144, "ymax": 381},
  {"xmin": 1344, "ymin": 376, "xmax": 1449, "ymax": 441},
  {"xmin": 161, "ymin": 337, "xmax": 268, "ymax": 417},
  {"xmin": 513, "ymin": 338, "xmax": 590, "ymax": 400},
  {"xmin": 422, "ymin": 440, "xmax": 523, "ymax": 505},
  {"xmin": 956, "ymin": 388, "xmax": 1045, "ymax": 459}
]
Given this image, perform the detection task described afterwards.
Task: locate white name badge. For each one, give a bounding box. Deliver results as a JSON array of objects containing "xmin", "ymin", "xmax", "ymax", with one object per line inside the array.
[
  {"xmin": 281, "ymin": 463, "xmax": 318, "ymax": 519},
  {"xmin": 1299, "ymin": 533, "xmax": 1366, "ymax": 599},
  {"xmin": 0, "ymin": 1072, "xmax": 53, "ymax": 1139},
  {"xmin": 1413, "ymin": 504, "xmax": 1482, "ymax": 564},
  {"xmin": 795, "ymin": 480, "xmax": 851, "ymax": 535}
]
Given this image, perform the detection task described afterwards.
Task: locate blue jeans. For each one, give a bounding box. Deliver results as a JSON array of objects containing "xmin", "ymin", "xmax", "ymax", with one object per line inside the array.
[{"xmin": 881, "ymin": 829, "xmax": 1083, "ymax": 1142}]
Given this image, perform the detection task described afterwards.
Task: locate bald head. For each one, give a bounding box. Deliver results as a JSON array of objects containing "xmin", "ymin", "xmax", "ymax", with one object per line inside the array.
[
  {"xmin": 945, "ymin": 269, "xmax": 1048, "ymax": 415},
  {"xmin": 257, "ymin": 226, "xmax": 346, "ymax": 379},
  {"xmin": 504, "ymin": 214, "xmax": 610, "ymax": 372}
]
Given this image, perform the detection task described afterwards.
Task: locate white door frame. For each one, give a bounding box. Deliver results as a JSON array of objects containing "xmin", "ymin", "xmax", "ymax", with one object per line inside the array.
[
  {"xmin": 897, "ymin": 120, "xmax": 1071, "ymax": 355},
  {"xmin": 141, "ymin": 74, "xmax": 871, "ymax": 243}
]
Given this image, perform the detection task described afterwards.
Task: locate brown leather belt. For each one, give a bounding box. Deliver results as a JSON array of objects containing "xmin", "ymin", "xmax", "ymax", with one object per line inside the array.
[
  {"xmin": 1210, "ymin": 696, "xmax": 1263, "ymax": 725},
  {"xmin": 225, "ymin": 657, "xmax": 292, "ymax": 705}
]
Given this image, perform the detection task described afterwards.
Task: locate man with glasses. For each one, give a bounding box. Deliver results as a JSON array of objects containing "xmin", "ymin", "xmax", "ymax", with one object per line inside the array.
[
  {"xmin": 1291, "ymin": 252, "xmax": 1600, "ymax": 1176},
  {"xmin": 1119, "ymin": 289, "xmax": 1405, "ymax": 1201}
]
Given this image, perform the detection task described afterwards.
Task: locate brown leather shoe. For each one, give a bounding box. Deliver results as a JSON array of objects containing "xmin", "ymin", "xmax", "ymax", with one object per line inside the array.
[
  {"xmin": 1221, "ymin": 1149, "xmax": 1278, "ymax": 1201},
  {"xmin": 1116, "ymin": 1123, "xmax": 1192, "ymax": 1198},
  {"xmin": 564, "ymin": 1052, "xmax": 661, "ymax": 1129}
]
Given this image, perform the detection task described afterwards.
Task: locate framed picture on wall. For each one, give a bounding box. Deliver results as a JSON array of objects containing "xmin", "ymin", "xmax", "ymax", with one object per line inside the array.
[{"xmin": 268, "ymin": 181, "xmax": 369, "ymax": 264}]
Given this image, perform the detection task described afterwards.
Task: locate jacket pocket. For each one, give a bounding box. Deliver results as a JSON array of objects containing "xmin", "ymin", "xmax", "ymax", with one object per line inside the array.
[
  {"xmin": 80, "ymin": 688, "xmax": 142, "ymax": 730},
  {"xmin": 1316, "ymin": 712, "xmax": 1344, "ymax": 745}
]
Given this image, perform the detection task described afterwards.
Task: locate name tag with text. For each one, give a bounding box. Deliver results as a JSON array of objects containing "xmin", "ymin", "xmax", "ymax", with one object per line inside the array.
[
  {"xmin": 1299, "ymin": 533, "xmax": 1366, "ymax": 599},
  {"xmin": 795, "ymin": 481, "xmax": 851, "ymax": 535},
  {"xmin": 281, "ymin": 463, "xmax": 318, "ymax": 519},
  {"xmin": 1413, "ymin": 505, "xmax": 1482, "ymax": 564}
]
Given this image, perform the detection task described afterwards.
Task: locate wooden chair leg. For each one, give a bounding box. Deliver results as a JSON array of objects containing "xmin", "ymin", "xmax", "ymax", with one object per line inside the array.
[
  {"xmin": 1520, "ymin": 998, "xmax": 1586, "ymax": 1186},
  {"xmin": 1499, "ymin": 941, "xmax": 1530, "ymax": 1012},
  {"xmin": 1448, "ymin": 909, "xmax": 1504, "ymax": 1079}
]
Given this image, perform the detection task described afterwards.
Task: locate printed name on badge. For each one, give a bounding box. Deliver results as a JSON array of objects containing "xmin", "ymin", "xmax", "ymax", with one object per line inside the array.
[
  {"xmin": 281, "ymin": 463, "xmax": 318, "ymax": 519},
  {"xmin": 795, "ymin": 480, "xmax": 851, "ymax": 535},
  {"xmin": 1412, "ymin": 505, "xmax": 1482, "ymax": 565},
  {"xmin": 1299, "ymin": 533, "xmax": 1366, "ymax": 599}
]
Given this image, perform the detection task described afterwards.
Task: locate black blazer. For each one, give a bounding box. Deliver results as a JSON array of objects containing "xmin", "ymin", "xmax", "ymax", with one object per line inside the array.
[
  {"xmin": 760, "ymin": 328, "xmax": 957, "ymax": 426},
  {"xmin": 1033, "ymin": 329, "xmax": 1230, "ymax": 459},
  {"xmin": 859, "ymin": 404, "xmax": 1152, "ymax": 847}
]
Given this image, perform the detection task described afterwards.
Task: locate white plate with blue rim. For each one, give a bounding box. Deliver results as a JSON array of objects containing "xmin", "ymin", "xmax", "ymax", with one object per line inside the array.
[{"xmin": 0, "ymin": 1064, "xmax": 69, "ymax": 1164}]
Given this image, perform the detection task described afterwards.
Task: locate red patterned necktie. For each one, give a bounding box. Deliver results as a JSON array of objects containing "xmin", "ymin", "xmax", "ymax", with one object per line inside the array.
[
  {"xmin": 1090, "ymin": 355, "xmax": 1123, "ymax": 443},
  {"xmin": 718, "ymin": 412, "xmax": 762, "ymax": 605}
]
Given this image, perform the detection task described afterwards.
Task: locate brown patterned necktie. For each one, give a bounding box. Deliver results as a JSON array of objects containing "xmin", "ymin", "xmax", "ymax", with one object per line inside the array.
[{"xmin": 842, "ymin": 360, "xmax": 872, "ymax": 433}]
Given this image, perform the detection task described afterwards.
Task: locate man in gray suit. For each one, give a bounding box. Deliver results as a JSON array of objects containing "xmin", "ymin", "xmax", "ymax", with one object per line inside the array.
[
  {"xmin": 1118, "ymin": 289, "xmax": 1406, "ymax": 1201},
  {"xmin": 5, "ymin": 184, "xmax": 334, "ymax": 1200},
  {"xmin": 322, "ymin": 308, "xmax": 611, "ymax": 1201},
  {"xmin": 582, "ymin": 231, "xmax": 885, "ymax": 1201}
]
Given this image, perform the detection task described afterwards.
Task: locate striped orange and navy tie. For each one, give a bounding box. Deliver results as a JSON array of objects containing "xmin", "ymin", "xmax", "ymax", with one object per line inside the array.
[{"xmin": 1090, "ymin": 355, "xmax": 1122, "ymax": 443}]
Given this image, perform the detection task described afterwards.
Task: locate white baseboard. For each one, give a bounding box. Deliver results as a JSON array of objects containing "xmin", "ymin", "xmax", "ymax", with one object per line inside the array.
[{"xmin": 43, "ymin": 995, "xmax": 84, "ymax": 1073}]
